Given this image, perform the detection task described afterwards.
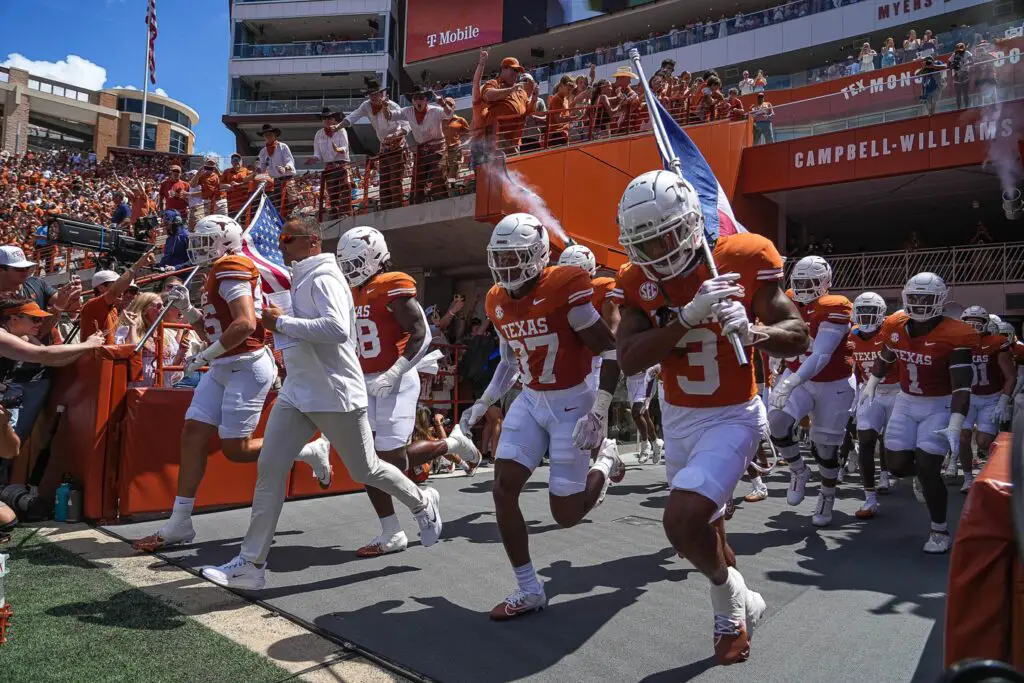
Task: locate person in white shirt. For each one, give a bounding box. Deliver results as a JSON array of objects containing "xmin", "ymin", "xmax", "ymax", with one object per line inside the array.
[
  {"xmin": 738, "ymin": 70, "xmax": 755, "ymax": 95},
  {"xmin": 340, "ymin": 78, "xmax": 410, "ymax": 210},
  {"xmin": 201, "ymin": 216, "xmax": 443, "ymax": 591},
  {"xmin": 397, "ymin": 85, "xmax": 453, "ymax": 204},
  {"xmin": 307, "ymin": 108, "xmax": 352, "ymax": 218},
  {"xmin": 256, "ymin": 124, "xmax": 297, "ymax": 215}
]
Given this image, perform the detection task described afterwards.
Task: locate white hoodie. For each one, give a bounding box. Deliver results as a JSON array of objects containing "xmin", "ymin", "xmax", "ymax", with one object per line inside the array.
[{"xmin": 274, "ymin": 252, "xmax": 367, "ymax": 413}]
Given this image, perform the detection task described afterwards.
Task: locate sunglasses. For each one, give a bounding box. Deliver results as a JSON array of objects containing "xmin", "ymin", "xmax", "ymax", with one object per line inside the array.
[{"xmin": 279, "ymin": 233, "xmax": 316, "ymax": 244}]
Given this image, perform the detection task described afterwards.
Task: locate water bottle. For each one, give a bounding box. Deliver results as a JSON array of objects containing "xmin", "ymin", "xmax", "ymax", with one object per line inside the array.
[
  {"xmin": 66, "ymin": 484, "xmax": 83, "ymax": 524},
  {"xmin": 54, "ymin": 482, "xmax": 71, "ymax": 523}
]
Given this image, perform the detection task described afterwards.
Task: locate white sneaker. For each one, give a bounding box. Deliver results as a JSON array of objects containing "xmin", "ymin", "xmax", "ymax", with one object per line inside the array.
[
  {"xmin": 812, "ymin": 492, "xmax": 835, "ymax": 527},
  {"xmin": 593, "ymin": 440, "xmax": 623, "ymax": 507},
  {"xmin": 651, "ymin": 438, "xmax": 664, "ymax": 465},
  {"xmin": 356, "ymin": 531, "xmax": 408, "ymax": 558},
  {"xmin": 960, "ymin": 475, "xmax": 974, "ymax": 494},
  {"xmin": 787, "ymin": 465, "xmax": 810, "ymax": 506},
  {"xmin": 637, "ymin": 440, "xmax": 652, "ymax": 464},
  {"xmin": 943, "ymin": 455, "xmax": 959, "ymax": 480},
  {"xmin": 489, "ymin": 587, "xmax": 547, "ymax": 621},
  {"xmin": 446, "ymin": 425, "xmax": 481, "ymax": 470},
  {"xmin": 913, "ymin": 477, "xmax": 926, "ymax": 503},
  {"xmin": 296, "ymin": 436, "xmax": 333, "ymax": 489},
  {"xmin": 923, "ymin": 530, "xmax": 951, "ymax": 554},
  {"xmin": 877, "ymin": 471, "xmax": 891, "ymax": 493},
  {"xmin": 202, "ymin": 555, "xmax": 266, "ymax": 590},
  {"xmin": 459, "ymin": 460, "xmax": 477, "ymax": 477},
  {"xmin": 414, "ymin": 487, "xmax": 442, "ymax": 547},
  {"xmin": 743, "ymin": 482, "xmax": 768, "ymax": 503}
]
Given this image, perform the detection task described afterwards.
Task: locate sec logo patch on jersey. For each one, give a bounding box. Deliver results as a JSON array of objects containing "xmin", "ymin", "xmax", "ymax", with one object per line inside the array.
[
  {"xmin": 494, "ymin": 305, "xmax": 504, "ymax": 320},
  {"xmin": 890, "ymin": 332, "xmax": 900, "ymax": 343},
  {"xmin": 639, "ymin": 281, "xmax": 659, "ymax": 302}
]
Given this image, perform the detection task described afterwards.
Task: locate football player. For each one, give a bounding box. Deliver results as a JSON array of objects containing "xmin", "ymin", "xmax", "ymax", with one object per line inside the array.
[
  {"xmin": 624, "ymin": 365, "xmax": 664, "ymax": 464},
  {"xmin": 300, "ymin": 226, "xmax": 468, "ymax": 557},
  {"xmin": 849, "ymin": 292, "xmax": 898, "ymax": 519},
  {"xmin": 996, "ymin": 320, "xmax": 1024, "ymax": 421},
  {"xmin": 133, "ymin": 215, "xmax": 323, "ymax": 550},
  {"xmin": 952, "ymin": 307, "xmax": 1013, "ymax": 491},
  {"xmin": 558, "ymin": 244, "xmax": 627, "ymax": 467},
  {"xmin": 615, "ymin": 171, "xmax": 808, "ymax": 665},
  {"xmin": 460, "ymin": 213, "xmax": 621, "ymax": 621},
  {"xmin": 768, "ymin": 256, "xmax": 855, "ymax": 527},
  {"xmin": 861, "ymin": 272, "xmax": 978, "ymax": 553}
]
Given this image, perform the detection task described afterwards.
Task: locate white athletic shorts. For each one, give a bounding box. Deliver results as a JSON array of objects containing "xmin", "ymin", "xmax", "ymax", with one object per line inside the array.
[
  {"xmin": 585, "ymin": 357, "xmax": 602, "ymax": 393},
  {"xmin": 966, "ymin": 392, "xmax": 1001, "ymax": 436},
  {"xmin": 185, "ymin": 348, "xmax": 277, "ymax": 439},
  {"xmin": 884, "ymin": 392, "xmax": 951, "ymax": 456},
  {"xmin": 856, "ymin": 385, "xmax": 898, "ymax": 434},
  {"xmin": 366, "ymin": 369, "xmax": 420, "ymax": 451},
  {"xmin": 626, "ymin": 372, "xmax": 656, "ymax": 406},
  {"xmin": 773, "ymin": 370, "xmax": 856, "ymax": 446},
  {"xmin": 662, "ymin": 397, "xmax": 766, "ymax": 522},
  {"xmin": 496, "ymin": 382, "xmax": 594, "ymax": 497}
]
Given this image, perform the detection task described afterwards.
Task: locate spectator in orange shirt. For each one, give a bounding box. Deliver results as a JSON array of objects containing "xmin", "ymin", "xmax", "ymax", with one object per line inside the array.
[
  {"xmin": 79, "ymin": 249, "xmax": 156, "ymax": 344},
  {"xmin": 219, "ymin": 153, "xmax": 252, "ymax": 216},
  {"xmin": 192, "ymin": 154, "xmax": 226, "ymax": 219},
  {"xmin": 481, "ymin": 56, "xmax": 536, "ymax": 154},
  {"xmin": 470, "ymin": 50, "xmax": 491, "ymax": 167},
  {"xmin": 159, "ymin": 165, "xmax": 190, "ymax": 217},
  {"xmin": 442, "ymin": 97, "xmax": 469, "ymax": 181},
  {"xmin": 726, "ymin": 87, "xmax": 746, "ymax": 121},
  {"xmin": 115, "ymin": 174, "xmax": 154, "ymax": 225}
]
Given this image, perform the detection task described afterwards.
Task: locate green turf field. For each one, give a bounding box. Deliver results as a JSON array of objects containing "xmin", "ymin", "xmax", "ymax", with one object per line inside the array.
[{"xmin": 1, "ymin": 527, "xmax": 292, "ymax": 683}]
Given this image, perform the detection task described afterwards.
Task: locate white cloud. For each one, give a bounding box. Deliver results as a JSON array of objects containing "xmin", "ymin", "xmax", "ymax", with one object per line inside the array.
[
  {"xmin": 112, "ymin": 84, "xmax": 170, "ymax": 98},
  {"xmin": 0, "ymin": 53, "xmax": 107, "ymax": 91},
  {"xmin": 112, "ymin": 84, "xmax": 138, "ymax": 90},
  {"xmin": 155, "ymin": 87, "xmax": 169, "ymax": 97}
]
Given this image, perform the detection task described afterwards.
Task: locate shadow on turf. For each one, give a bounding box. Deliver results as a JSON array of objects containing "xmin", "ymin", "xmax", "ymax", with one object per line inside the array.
[{"xmin": 47, "ymin": 587, "xmax": 189, "ymax": 630}]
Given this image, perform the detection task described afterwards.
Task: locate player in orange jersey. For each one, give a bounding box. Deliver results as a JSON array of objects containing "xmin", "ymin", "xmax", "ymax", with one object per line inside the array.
[
  {"xmin": 996, "ymin": 319, "xmax": 1024, "ymax": 421},
  {"xmin": 614, "ymin": 171, "xmax": 808, "ymax": 665},
  {"xmin": 952, "ymin": 306, "xmax": 1013, "ymax": 492},
  {"xmin": 767, "ymin": 255, "xmax": 855, "ymax": 528},
  {"xmin": 132, "ymin": 215, "xmax": 300, "ymax": 551},
  {"xmin": 848, "ymin": 292, "xmax": 898, "ymax": 519},
  {"xmin": 459, "ymin": 213, "xmax": 621, "ymax": 621},
  {"xmin": 301, "ymin": 226, "xmax": 475, "ymax": 557},
  {"xmin": 861, "ymin": 272, "xmax": 978, "ymax": 554}
]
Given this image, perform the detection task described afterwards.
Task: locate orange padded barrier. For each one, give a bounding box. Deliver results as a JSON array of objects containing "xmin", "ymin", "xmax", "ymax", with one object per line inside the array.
[{"xmin": 944, "ymin": 433, "xmax": 1024, "ymax": 669}]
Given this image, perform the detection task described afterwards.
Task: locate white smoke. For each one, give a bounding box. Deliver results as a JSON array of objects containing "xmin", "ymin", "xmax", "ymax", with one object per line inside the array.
[
  {"xmin": 480, "ymin": 163, "xmax": 569, "ymax": 245},
  {"xmin": 975, "ymin": 48, "xmax": 1022, "ymax": 196}
]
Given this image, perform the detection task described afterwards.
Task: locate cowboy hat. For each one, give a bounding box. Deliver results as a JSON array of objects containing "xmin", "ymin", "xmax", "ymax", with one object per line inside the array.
[
  {"xmin": 259, "ymin": 123, "xmax": 282, "ymax": 136},
  {"xmin": 363, "ymin": 77, "xmax": 384, "ymax": 95},
  {"xmin": 319, "ymin": 107, "xmax": 342, "ymax": 121},
  {"xmin": 612, "ymin": 66, "xmax": 638, "ymax": 80},
  {"xmin": 407, "ymin": 84, "xmax": 435, "ymax": 100}
]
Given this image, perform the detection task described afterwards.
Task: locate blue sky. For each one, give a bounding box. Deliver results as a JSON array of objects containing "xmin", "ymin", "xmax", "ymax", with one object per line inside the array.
[{"xmin": 0, "ymin": 0, "xmax": 234, "ymax": 158}]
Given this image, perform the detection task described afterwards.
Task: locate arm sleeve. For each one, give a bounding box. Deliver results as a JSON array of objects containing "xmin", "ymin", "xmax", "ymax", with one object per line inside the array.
[
  {"xmin": 793, "ymin": 321, "xmax": 849, "ymax": 382},
  {"xmin": 480, "ymin": 339, "xmax": 520, "ymax": 405},
  {"xmin": 567, "ymin": 302, "xmax": 601, "ymax": 331},
  {"xmin": 274, "ymin": 275, "xmax": 351, "ymax": 344},
  {"xmin": 218, "ymin": 279, "xmax": 252, "ymax": 304}
]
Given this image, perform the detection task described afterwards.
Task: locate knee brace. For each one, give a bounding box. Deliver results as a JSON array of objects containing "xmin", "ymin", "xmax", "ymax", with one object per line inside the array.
[
  {"xmin": 814, "ymin": 443, "xmax": 840, "ymax": 480},
  {"xmin": 767, "ymin": 409, "xmax": 795, "ymax": 440}
]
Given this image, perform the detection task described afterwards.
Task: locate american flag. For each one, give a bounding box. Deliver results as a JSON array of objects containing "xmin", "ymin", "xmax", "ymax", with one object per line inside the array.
[
  {"xmin": 242, "ymin": 195, "xmax": 291, "ymax": 293},
  {"xmin": 652, "ymin": 99, "xmax": 746, "ymax": 241},
  {"xmin": 145, "ymin": 0, "xmax": 157, "ymax": 84}
]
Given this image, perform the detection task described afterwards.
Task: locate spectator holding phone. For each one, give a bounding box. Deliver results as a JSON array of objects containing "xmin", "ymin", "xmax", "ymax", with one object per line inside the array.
[{"xmin": 158, "ymin": 165, "xmax": 190, "ymax": 216}]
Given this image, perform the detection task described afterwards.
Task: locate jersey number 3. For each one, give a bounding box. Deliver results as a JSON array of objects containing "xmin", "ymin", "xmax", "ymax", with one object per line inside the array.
[{"xmin": 676, "ymin": 328, "xmax": 720, "ymax": 395}]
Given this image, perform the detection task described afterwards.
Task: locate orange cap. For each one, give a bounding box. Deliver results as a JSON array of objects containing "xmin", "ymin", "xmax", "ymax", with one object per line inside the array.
[
  {"xmin": 500, "ymin": 57, "xmax": 526, "ymax": 72},
  {"xmin": 2, "ymin": 301, "xmax": 51, "ymax": 318}
]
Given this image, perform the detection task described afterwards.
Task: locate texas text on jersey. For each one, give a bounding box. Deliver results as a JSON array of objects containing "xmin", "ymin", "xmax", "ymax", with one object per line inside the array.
[
  {"xmin": 880, "ymin": 312, "xmax": 980, "ymax": 396},
  {"xmin": 971, "ymin": 333, "xmax": 1011, "ymax": 397},
  {"xmin": 786, "ymin": 294, "xmax": 855, "ymax": 381},
  {"xmin": 850, "ymin": 329, "xmax": 899, "ymax": 385},
  {"xmin": 201, "ymin": 254, "xmax": 267, "ymax": 358},
  {"xmin": 616, "ymin": 232, "xmax": 784, "ymax": 408},
  {"xmin": 353, "ymin": 271, "xmax": 418, "ymax": 374},
  {"xmin": 485, "ymin": 265, "xmax": 595, "ymax": 391}
]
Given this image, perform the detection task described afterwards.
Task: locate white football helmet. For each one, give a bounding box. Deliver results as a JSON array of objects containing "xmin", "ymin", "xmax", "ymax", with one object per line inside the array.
[
  {"xmin": 790, "ymin": 255, "xmax": 832, "ymax": 304},
  {"xmin": 852, "ymin": 292, "xmax": 886, "ymax": 333},
  {"xmin": 487, "ymin": 213, "xmax": 550, "ymax": 292},
  {"xmin": 902, "ymin": 272, "xmax": 948, "ymax": 322},
  {"xmin": 558, "ymin": 244, "xmax": 597, "ymax": 276},
  {"xmin": 337, "ymin": 226, "xmax": 390, "ymax": 287},
  {"xmin": 997, "ymin": 320, "xmax": 1016, "ymax": 343},
  {"xmin": 988, "ymin": 313, "xmax": 1003, "ymax": 335},
  {"xmin": 617, "ymin": 170, "xmax": 704, "ymax": 281},
  {"xmin": 189, "ymin": 214, "xmax": 243, "ymax": 265},
  {"xmin": 960, "ymin": 305, "xmax": 989, "ymax": 332}
]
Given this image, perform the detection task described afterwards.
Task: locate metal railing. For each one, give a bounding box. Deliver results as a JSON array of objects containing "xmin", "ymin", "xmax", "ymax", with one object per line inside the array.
[
  {"xmin": 785, "ymin": 243, "xmax": 1024, "ymax": 290},
  {"xmin": 229, "ymin": 97, "xmax": 364, "ymax": 116},
  {"xmin": 234, "ymin": 38, "xmax": 384, "ymax": 59}
]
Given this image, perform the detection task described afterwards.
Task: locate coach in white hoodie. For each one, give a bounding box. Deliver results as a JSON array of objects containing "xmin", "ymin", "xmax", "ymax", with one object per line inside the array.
[{"xmin": 202, "ymin": 216, "xmax": 442, "ymax": 590}]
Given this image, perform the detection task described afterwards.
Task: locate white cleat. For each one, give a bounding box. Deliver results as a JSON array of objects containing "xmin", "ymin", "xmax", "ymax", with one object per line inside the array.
[
  {"xmin": 446, "ymin": 424, "xmax": 481, "ymax": 472},
  {"xmin": 812, "ymin": 492, "xmax": 835, "ymax": 527},
  {"xmin": 132, "ymin": 517, "xmax": 196, "ymax": 552},
  {"xmin": 651, "ymin": 438, "xmax": 664, "ymax": 465},
  {"xmin": 913, "ymin": 477, "xmax": 926, "ymax": 503},
  {"xmin": 744, "ymin": 587, "xmax": 767, "ymax": 636},
  {"xmin": 594, "ymin": 440, "xmax": 624, "ymax": 507},
  {"xmin": 855, "ymin": 498, "xmax": 880, "ymax": 519},
  {"xmin": 636, "ymin": 440, "xmax": 652, "ymax": 464},
  {"xmin": 923, "ymin": 530, "xmax": 951, "ymax": 554},
  {"xmin": 836, "ymin": 467, "xmax": 845, "ymax": 484},
  {"xmin": 743, "ymin": 482, "xmax": 768, "ymax": 503},
  {"xmin": 414, "ymin": 487, "xmax": 442, "ymax": 547},
  {"xmin": 202, "ymin": 555, "xmax": 266, "ymax": 590},
  {"xmin": 787, "ymin": 466, "xmax": 811, "ymax": 506},
  {"xmin": 877, "ymin": 471, "xmax": 891, "ymax": 494},
  {"xmin": 489, "ymin": 587, "xmax": 548, "ymax": 621},
  {"xmin": 960, "ymin": 475, "xmax": 974, "ymax": 494},
  {"xmin": 355, "ymin": 531, "xmax": 409, "ymax": 558},
  {"xmin": 296, "ymin": 435, "xmax": 333, "ymax": 489}
]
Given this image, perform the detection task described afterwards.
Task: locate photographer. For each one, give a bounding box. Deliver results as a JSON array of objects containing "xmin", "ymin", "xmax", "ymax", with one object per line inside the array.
[
  {"xmin": 157, "ymin": 210, "xmax": 191, "ymax": 271},
  {"xmin": 0, "ymin": 299, "xmax": 104, "ymax": 528}
]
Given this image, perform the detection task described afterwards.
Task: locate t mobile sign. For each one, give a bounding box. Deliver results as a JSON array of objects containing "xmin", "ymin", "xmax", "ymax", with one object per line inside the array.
[{"xmin": 405, "ymin": 0, "xmax": 504, "ymax": 64}]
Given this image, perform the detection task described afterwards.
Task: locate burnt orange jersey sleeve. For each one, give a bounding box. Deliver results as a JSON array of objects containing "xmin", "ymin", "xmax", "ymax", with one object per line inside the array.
[
  {"xmin": 353, "ymin": 271, "xmax": 417, "ymax": 374},
  {"xmin": 591, "ymin": 276, "xmax": 617, "ymax": 311},
  {"xmin": 203, "ymin": 255, "xmax": 266, "ymax": 357},
  {"xmin": 375, "ymin": 271, "xmax": 418, "ymax": 304}
]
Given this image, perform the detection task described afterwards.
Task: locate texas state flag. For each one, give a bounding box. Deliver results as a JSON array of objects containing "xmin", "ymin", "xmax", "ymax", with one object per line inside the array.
[{"xmin": 651, "ymin": 99, "xmax": 746, "ymax": 242}]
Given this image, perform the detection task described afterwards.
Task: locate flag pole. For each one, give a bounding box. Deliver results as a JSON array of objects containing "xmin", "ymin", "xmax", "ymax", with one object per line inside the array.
[
  {"xmin": 140, "ymin": 12, "xmax": 151, "ymax": 150},
  {"xmin": 628, "ymin": 49, "xmax": 748, "ymax": 366}
]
